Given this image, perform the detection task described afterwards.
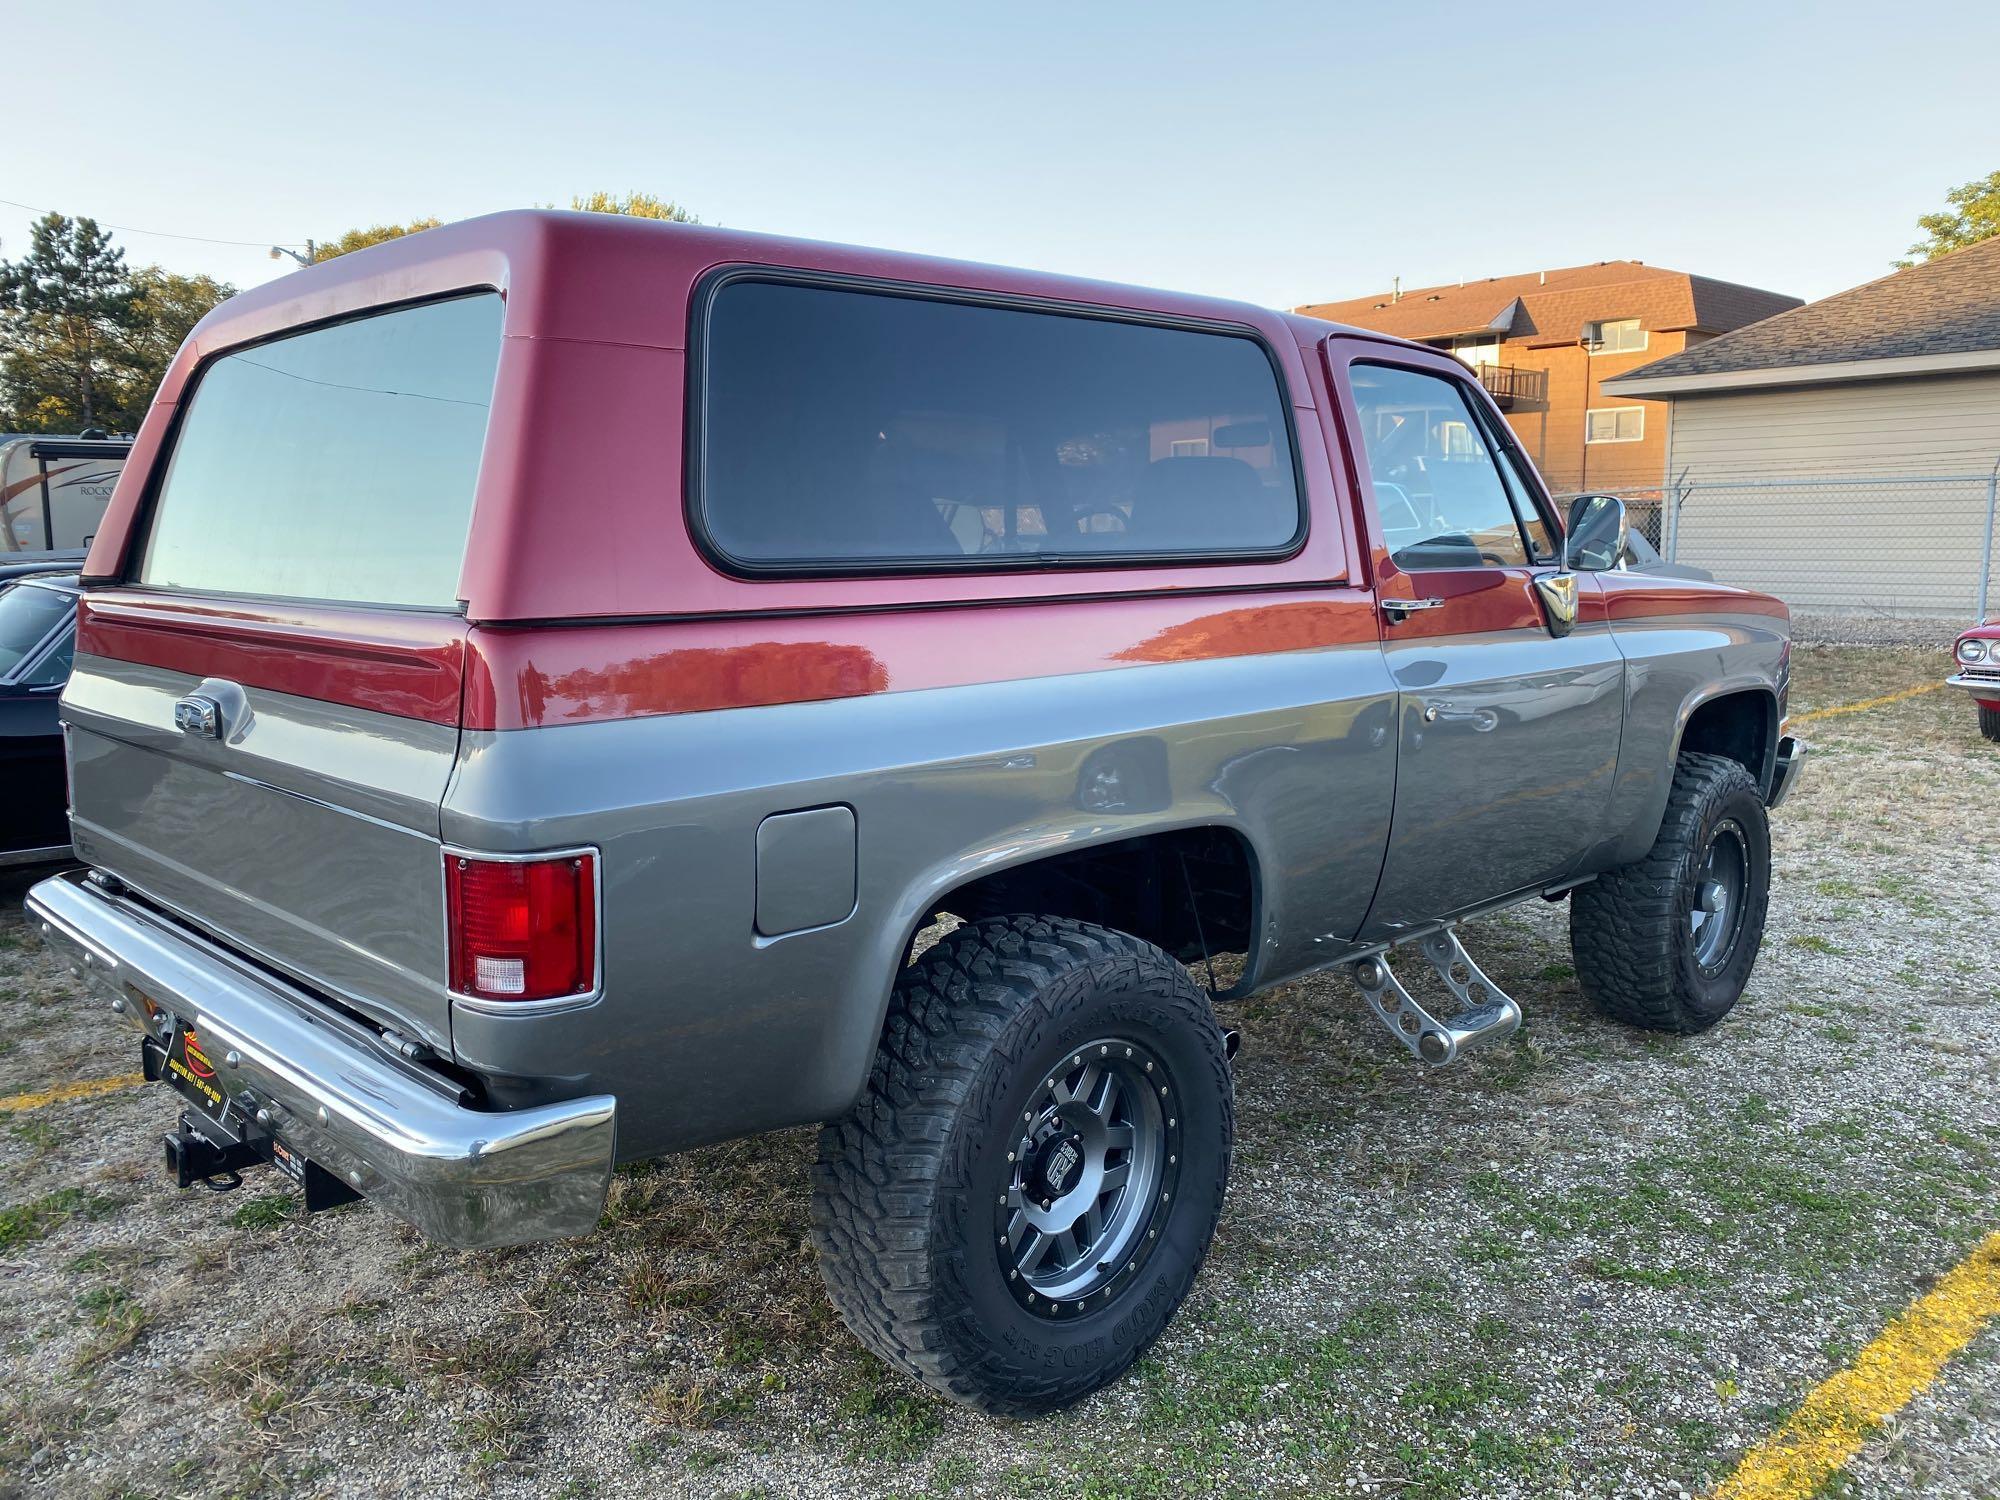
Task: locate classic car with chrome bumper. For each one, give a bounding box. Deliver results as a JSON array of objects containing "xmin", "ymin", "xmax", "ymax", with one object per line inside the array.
[
  {"xmin": 25, "ymin": 869, "xmax": 616, "ymax": 1249},
  {"xmin": 1950, "ymin": 626, "xmax": 2000, "ymax": 741}
]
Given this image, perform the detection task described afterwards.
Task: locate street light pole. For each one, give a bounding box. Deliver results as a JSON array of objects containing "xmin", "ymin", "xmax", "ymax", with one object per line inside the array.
[{"xmin": 268, "ymin": 239, "xmax": 316, "ymax": 268}]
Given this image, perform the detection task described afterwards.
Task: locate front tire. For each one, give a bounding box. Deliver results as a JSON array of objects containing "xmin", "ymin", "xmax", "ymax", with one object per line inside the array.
[
  {"xmin": 1981, "ymin": 705, "xmax": 2000, "ymax": 742},
  {"xmin": 1570, "ymin": 752, "xmax": 1771, "ymax": 1034},
  {"xmin": 810, "ymin": 915, "xmax": 1233, "ymax": 1415}
]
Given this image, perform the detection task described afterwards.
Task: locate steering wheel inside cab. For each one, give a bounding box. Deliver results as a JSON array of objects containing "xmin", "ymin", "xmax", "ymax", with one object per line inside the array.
[{"xmin": 1374, "ymin": 479, "xmax": 1488, "ymax": 570}]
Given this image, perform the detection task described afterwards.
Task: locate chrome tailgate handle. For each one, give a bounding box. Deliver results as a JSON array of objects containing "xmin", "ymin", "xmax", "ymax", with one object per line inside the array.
[{"xmin": 172, "ymin": 678, "xmax": 253, "ymax": 743}]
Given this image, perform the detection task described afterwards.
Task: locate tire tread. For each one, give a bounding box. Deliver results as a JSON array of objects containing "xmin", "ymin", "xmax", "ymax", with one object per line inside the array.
[
  {"xmin": 810, "ymin": 914, "xmax": 1228, "ymax": 1414},
  {"xmin": 1570, "ymin": 752, "xmax": 1765, "ymax": 1034}
]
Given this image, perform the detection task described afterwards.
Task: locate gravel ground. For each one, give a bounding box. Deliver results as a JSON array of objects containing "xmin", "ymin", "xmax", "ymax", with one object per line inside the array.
[
  {"xmin": 2, "ymin": 643, "xmax": 1997, "ymax": 1499},
  {"xmin": 1789, "ymin": 610, "xmax": 1973, "ymax": 648}
]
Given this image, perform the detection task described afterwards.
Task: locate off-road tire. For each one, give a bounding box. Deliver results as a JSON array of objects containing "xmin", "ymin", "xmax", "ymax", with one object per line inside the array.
[
  {"xmin": 1570, "ymin": 752, "xmax": 1770, "ymax": 1034},
  {"xmin": 1980, "ymin": 705, "xmax": 2000, "ymax": 742},
  {"xmin": 810, "ymin": 915, "xmax": 1233, "ymax": 1416}
]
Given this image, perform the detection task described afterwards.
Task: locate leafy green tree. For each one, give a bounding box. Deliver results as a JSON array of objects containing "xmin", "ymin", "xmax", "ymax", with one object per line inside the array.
[
  {"xmin": 110, "ymin": 267, "xmax": 236, "ymax": 420},
  {"xmin": 310, "ymin": 218, "xmax": 445, "ymax": 262},
  {"xmin": 0, "ymin": 213, "xmax": 135, "ymax": 429},
  {"xmin": 569, "ymin": 191, "xmax": 698, "ymax": 223},
  {"xmin": 1900, "ymin": 171, "xmax": 2000, "ymax": 265}
]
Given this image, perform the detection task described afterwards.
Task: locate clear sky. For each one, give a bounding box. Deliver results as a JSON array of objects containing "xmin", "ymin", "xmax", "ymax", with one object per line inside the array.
[{"xmin": 4, "ymin": 0, "xmax": 1996, "ymax": 312}]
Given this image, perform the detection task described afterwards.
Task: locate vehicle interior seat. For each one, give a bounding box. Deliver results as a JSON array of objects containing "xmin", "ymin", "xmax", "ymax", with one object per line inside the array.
[{"xmin": 1131, "ymin": 456, "xmax": 1285, "ymax": 549}]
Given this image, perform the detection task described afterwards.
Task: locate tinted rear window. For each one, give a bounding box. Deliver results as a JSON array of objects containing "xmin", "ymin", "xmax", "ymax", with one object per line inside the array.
[
  {"xmin": 138, "ymin": 293, "xmax": 503, "ymax": 608},
  {"xmin": 696, "ymin": 279, "xmax": 1302, "ymax": 571}
]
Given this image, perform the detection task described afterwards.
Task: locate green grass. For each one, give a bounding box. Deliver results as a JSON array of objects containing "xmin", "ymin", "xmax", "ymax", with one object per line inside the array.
[
  {"xmin": 228, "ymin": 1192, "xmax": 298, "ymax": 1231},
  {"xmin": 74, "ymin": 1284, "xmax": 146, "ymax": 1368},
  {"xmin": 0, "ymin": 1188, "xmax": 121, "ymax": 1250},
  {"xmin": 832, "ymin": 1360, "xmax": 944, "ymax": 1463}
]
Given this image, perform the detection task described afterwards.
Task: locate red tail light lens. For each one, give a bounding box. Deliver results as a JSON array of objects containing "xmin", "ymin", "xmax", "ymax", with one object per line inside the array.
[{"xmin": 445, "ymin": 852, "xmax": 597, "ymax": 1002}]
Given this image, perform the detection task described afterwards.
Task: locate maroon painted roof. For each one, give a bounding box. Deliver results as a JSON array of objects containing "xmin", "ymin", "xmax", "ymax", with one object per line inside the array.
[{"xmin": 89, "ymin": 211, "xmax": 1375, "ymax": 621}]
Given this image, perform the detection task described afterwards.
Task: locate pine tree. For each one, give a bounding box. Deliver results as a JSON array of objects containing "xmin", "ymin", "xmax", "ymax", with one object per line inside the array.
[{"xmin": 0, "ymin": 214, "xmax": 136, "ymax": 429}]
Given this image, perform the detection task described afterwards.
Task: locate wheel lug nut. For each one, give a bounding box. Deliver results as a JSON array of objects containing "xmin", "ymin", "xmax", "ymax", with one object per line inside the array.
[
  {"xmin": 1144, "ymin": 1061, "xmax": 1153, "ymax": 1072},
  {"xmin": 1007, "ymin": 1151, "xmax": 1016, "ymax": 1162}
]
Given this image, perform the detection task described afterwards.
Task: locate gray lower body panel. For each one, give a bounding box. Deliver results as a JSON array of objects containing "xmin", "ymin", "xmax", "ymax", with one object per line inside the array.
[{"xmin": 441, "ymin": 645, "xmax": 1400, "ymax": 1161}]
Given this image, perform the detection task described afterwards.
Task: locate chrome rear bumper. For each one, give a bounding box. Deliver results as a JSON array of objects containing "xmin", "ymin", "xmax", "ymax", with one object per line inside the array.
[
  {"xmin": 1768, "ymin": 735, "xmax": 1808, "ymax": 809},
  {"xmin": 26, "ymin": 870, "xmax": 615, "ymax": 1248}
]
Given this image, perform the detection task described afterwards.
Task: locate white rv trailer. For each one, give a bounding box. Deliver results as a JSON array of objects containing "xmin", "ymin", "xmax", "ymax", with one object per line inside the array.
[{"xmin": 0, "ymin": 435, "xmax": 130, "ymax": 555}]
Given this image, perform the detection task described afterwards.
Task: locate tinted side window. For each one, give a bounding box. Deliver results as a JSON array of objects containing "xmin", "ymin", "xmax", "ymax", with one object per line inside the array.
[
  {"xmin": 1495, "ymin": 449, "xmax": 1555, "ymax": 562},
  {"xmin": 1351, "ymin": 364, "xmax": 1530, "ymax": 571},
  {"xmin": 139, "ymin": 293, "xmax": 503, "ymax": 608},
  {"xmin": 697, "ymin": 280, "xmax": 1303, "ymax": 570}
]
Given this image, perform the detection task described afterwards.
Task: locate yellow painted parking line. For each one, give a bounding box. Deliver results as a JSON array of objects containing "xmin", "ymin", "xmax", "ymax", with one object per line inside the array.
[
  {"xmin": 1789, "ymin": 680, "xmax": 1944, "ymax": 726},
  {"xmin": 1711, "ymin": 1229, "xmax": 2000, "ymax": 1500},
  {"xmin": 0, "ymin": 1073, "xmax": 146, "ymax": 1113}
]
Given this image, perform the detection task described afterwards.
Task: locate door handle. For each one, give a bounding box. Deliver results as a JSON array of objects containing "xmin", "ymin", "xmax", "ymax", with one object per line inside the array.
[{"xmin": 1382, "ymin": 597, "xmax": 1444, "ymax": 622}]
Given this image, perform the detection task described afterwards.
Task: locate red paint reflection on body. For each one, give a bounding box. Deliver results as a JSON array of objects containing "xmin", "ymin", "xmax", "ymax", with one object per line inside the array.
[{"xmin": 469, "ymin": 591, "xmax": 1381, "ymax": 730}]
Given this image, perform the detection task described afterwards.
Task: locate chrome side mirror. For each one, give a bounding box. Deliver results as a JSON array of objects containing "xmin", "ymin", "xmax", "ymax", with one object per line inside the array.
[
  {"xmin": 1534, "ymin": 571, "xmax": 1579, "ymax": 638},
  {"xmin": 1535, "ymin": 493, "xmax": 1628, "ymax": 639},
  {"xmin": 1563, "ymin": 493, "xmax": 1629, "ymax": 573}
]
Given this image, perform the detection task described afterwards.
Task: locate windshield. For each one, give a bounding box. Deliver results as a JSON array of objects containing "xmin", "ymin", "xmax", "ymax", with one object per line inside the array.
[{"xmin": 0, "ymin": 582, "xmax": 72, "ymax": 677}]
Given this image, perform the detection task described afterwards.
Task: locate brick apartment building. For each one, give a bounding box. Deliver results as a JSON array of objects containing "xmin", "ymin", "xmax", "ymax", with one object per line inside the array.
[{"xmin": 1297, "ymin": 263, "xmax": 1800, "ymax": 498}]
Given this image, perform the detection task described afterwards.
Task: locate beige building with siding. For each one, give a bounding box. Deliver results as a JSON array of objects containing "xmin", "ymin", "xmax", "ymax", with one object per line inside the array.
[{"xmin": 1605, "ymin": 237, "xmax": 2000, "ymax": 620}]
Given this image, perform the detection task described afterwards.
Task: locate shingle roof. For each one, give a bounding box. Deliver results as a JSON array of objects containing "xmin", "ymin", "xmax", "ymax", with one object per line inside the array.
[
  {"xmin": 1294, "ymin": 262, "xmax": 1798, "ymax": 345},
  {"xmin": 1614, "ymin": 235, "xmax": 2000, "ymax": 381}
]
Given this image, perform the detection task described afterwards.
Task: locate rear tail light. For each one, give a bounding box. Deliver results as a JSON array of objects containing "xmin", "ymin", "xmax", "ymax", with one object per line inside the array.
[{"xmin": 445, "ymin": 851, "xmax": 598, "ymax": 1003}]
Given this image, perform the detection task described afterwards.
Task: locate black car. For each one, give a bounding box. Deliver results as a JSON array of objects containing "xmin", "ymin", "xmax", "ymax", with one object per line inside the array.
[{"xmin": 0, "ymin": 572, "xmax": 78, "ymax": 866}]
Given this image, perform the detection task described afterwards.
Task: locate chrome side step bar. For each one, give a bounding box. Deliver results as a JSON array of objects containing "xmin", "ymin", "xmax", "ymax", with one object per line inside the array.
[{"xmin": 1352, "ymin": 926, "xmax": 1522, "ymax": 1066}]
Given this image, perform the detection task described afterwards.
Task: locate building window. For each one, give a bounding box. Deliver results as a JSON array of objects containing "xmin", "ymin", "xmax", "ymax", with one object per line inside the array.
[
  {"xmin": 1585, "ymin": 318, "xmax": 1648, "ymax": 355},
  {"xmin": 1585, "ymin": 407, "xmax": 1645, "ymax": 444},
  {"xmin": 1168, "ymin": 438, "xmax": 1210, "ymax": 458}
]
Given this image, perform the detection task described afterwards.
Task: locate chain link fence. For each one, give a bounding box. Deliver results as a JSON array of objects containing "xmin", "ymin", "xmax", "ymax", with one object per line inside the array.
[{"xmin": 1558, "ymin": 465, "xmax": 2000, "ymax": 639}]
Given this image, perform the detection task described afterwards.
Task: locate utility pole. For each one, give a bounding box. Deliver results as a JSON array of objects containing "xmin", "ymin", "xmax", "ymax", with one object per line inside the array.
[{"xmin": 1577, "ymin": 332, "xmax": 1596, "ymax": 496}]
